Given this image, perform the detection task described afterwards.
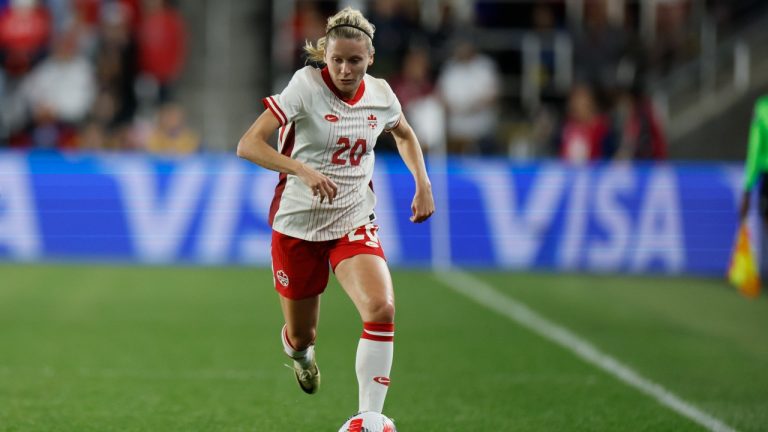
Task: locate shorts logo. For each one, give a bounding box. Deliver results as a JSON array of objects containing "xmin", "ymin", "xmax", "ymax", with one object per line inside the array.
[
  {"xmin": 276, "ymin": 270, "xmax": 289, "ymax": 287},
  {"xmin": 367, "ymin": 114, "xmax": 377, "ymax": 129},
  {"xmin": 373, "ymin": 376, "xmax": 390, "ymax": 386},
  {"xmin": 325, "ymin": 114, "xmax": 339, "ymax": 122}
]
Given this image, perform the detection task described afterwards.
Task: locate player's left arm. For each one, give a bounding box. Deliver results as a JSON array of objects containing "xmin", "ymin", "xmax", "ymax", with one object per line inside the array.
[{"xmin": 390, "ymin": 113, "xmax": 435, "ymax": 223}]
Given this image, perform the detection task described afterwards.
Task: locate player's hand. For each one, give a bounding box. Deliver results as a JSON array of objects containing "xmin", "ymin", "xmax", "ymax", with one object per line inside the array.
[
  {"xmin": 296, "ymin": 164, "xmax": 338, "ymax": 204},
  {"xmin": 410, "ymin": 183, "xmax": 435, "ymax": 223}
]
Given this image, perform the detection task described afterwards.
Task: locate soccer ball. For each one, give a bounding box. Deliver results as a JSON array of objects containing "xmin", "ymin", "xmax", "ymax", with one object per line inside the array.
[{"xmin": 337, "ymin": 411, "xmax": 397, "ymax": 432}]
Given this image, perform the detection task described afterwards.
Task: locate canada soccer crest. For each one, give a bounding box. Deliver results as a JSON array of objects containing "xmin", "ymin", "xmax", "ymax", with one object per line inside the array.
[
  {"xmin": 367, "ymin": 114, "xmax": 377, "ymax": 129},
  {"xmin": 276, "ymin": 270, "xmax": 289, "ymax": 287}
]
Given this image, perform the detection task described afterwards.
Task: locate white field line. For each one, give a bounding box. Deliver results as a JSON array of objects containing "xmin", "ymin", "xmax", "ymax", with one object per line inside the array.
[{"xmin": 433, "ymin": 271, "xmax": 738, "ymax": 432}]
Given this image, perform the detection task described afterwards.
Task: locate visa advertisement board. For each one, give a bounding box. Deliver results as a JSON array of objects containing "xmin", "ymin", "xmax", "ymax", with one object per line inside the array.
[{"xmin": 0, "ymin": 153, "xmax": 743, "ymax": 275}]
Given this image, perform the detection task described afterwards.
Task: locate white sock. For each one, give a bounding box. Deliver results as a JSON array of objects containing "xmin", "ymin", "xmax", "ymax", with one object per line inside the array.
[
  {"xmin": 356, "ymin": 322, "xmax": 394, "ymax": 413},
  {"xmin": 281, "ymin": 325, "xmax": 314, "ymax": 368}
]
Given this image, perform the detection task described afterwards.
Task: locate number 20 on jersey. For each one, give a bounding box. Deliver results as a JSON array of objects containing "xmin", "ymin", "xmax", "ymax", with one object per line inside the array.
[{"xmin": 332, "ymin": 137, "xmax": 367, "ymax": 166}]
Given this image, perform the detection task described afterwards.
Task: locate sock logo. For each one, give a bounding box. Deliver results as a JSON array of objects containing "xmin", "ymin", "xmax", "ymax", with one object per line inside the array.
[
  {"xmin": 373, "ymin": 376, "xmax": 390, "ymax": 386},
  {"xmin": 276, "ymin": 270, "xmax": 289, "ymax": 287}
]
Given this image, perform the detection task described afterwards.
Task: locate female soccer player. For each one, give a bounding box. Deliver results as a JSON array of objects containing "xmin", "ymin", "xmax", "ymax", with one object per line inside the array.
[{"xmin": 236, "ymin": 7, "xmax": 434, "ymax": 415}]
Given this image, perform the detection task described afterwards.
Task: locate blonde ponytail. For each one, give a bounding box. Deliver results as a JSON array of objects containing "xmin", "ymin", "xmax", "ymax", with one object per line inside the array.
[{"xmin": 303, "ymin": 7, "xmax": 375, "ymax": 64}]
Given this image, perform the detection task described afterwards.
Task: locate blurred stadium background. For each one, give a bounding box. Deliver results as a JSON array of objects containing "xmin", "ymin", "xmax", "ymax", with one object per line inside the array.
[{"xmin": 1, "ymin": 0, "xmax": 768, "ymax": 431}]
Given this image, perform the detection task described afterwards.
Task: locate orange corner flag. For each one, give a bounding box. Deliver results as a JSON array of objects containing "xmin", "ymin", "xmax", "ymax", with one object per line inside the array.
[{"xmin": 728, "ymin": 224, "xmax": 761, "ymax": 298}]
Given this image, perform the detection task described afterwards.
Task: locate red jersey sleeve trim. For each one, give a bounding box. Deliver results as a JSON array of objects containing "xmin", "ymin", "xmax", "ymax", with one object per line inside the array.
[{"xmin": 262, "ymin": 96, "xmax": 287, "ymax": 126}]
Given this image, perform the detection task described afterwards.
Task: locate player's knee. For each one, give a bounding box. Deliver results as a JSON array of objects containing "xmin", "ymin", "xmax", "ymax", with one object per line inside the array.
[
  {"xmin": 367, "ymin": 299, "xmax": 395, "ymax": 323},
  {"xmin": 287, "ymin": 328, "xmax": 316, "ymax": 351}
]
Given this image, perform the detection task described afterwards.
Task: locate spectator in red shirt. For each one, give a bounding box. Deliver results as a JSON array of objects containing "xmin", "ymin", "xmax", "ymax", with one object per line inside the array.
[
  {"xmin": 137, "ymin": 0, "xmax": 186, "ymax": 104},
  {"xmin": 554, "ymin": 83, "xmax": 616, "ymax": 163},
  {"xmin": 0, "ymin": 0, "xmax": 51, "ymax": 76},
  {"xmin": 614, "ymin": 84, "xmax": 668, "ymax": 161},
  {"xmin": 390, "ymin": 47, "xmax": 434, "ymax": 110}
]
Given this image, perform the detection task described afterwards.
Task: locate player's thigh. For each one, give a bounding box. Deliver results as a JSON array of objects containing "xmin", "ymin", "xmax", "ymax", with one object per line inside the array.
[
  {"xmin": 330, "ymin": 224, "xmax": 393, "ymax": 321},
  {"xmin": 334, "ymin": 254, "xmax": 394, "ymax": 322}
]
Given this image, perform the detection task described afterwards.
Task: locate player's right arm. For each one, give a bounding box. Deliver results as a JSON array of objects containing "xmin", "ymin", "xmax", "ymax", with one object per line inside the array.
[{"xmin": 237, "ymin": 109, "xmax": 338, "ymax": 203}]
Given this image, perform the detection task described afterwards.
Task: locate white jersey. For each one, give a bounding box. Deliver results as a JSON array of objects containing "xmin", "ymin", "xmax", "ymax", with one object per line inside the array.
[{"xmin": 263, "ymin": 66, "xmax": 402, "ymax": 241}]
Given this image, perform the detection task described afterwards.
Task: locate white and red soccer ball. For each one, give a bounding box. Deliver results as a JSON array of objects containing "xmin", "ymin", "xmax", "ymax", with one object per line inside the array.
[{"xmin": 338, "ymin": 411, "xmax": 396, "ymax": 432}]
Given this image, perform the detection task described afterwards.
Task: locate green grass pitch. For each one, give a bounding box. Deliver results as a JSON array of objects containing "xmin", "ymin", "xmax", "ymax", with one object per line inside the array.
[{"xmin": 1, "ymin": 264, "xmax": 767, "ymax": 431}]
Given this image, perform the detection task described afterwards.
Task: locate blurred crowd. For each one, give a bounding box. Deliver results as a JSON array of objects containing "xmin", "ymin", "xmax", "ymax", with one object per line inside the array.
[
  {"xmin": 1, "ymin": 0, "xmax": 764, "ymax": 160},
  {"xmin": 0, "ymin": 0, "xmax": 199, "ymax": 154},
  {"xmin": 290, "ymin": 0, "xmax": 762, "ymax": 163}
]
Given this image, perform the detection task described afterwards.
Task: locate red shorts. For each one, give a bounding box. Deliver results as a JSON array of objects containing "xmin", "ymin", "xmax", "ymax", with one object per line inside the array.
[{"xmin": 270, "ymin": 224, "xmax": 387, "ymax": 300}]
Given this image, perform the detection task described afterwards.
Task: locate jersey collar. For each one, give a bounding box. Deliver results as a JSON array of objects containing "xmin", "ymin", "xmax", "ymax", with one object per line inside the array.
[{"xmin": 321, "ymin": 66, "xmax": 365, "ymax": 106}]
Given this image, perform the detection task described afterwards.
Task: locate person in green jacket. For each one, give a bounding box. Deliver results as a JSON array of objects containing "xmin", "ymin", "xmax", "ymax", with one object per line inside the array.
[{"xmin": 740, "ymin": 96, "xmax": 768, "ymax": 221}]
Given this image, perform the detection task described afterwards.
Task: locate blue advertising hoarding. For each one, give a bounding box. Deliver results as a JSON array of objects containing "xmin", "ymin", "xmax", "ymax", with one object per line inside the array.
[{"xmin": 0, "ymin": 152, "xmax": 743, "ymax": 275}]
